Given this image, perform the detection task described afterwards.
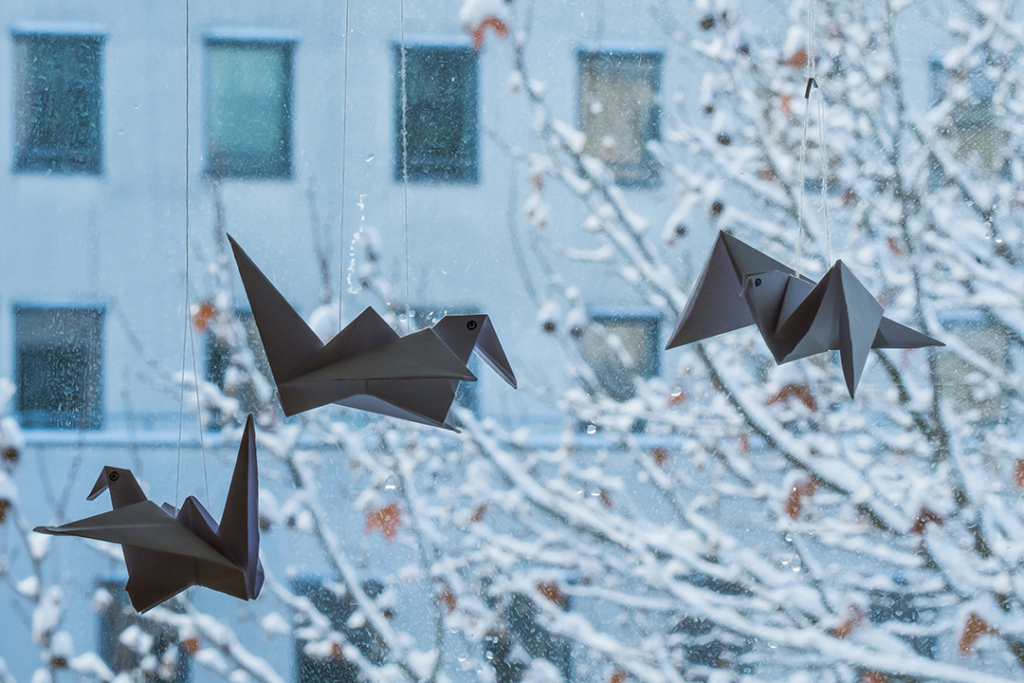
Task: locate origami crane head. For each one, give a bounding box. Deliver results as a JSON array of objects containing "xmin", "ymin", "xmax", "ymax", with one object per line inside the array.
[
  {"xmin": 667, "ymin": 231, "xmax": 943, "ymax": 397},
  {"xmin": 35, "ymin": 415, "xmax": 264, "ymax": 613},
  {"xmin": 228, "ymin": 235, "xmax": 517, "ymax": 430}
]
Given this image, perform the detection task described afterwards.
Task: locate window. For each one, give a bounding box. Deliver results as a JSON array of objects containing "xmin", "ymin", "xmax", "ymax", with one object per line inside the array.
[
  {"xmin": 205, "ymin": 34, "xmax": 294, "ymax": 179},
  {"xmin": 486, "ymin": 593, "xmax": 572, "ymax": 683},
  {"xmin": 13, "ymin": 29, "xmax": 104, "ymax": 174},
  {"xmin": 290, "ymin": 576, "xmax": 388, "ymax": 683},
  {"xmin": 578, "ymin": 310, "xmax": 660, "ymax": 402},
  {"xmin": 15, "ymin": 306, "xmax": 104, "ymax": 429},
  {"xmin": 95, "ymin": 579, "xmax": 191, "ymax": 683},
  {"xmin": 394, "ymin": 42, "xmax": 478, "ymax": 183},
  {"xmin": 205, "ymin": 308, "xmax": 273, "ymax": 420},
  {"xmin": 929, "ymin": 56, "xmax": 1008, "ymax": 176},
  {"xmin": 935, "ymin": 309, "xmax": 1007, "ymax": 420},
  {"xmin": 577, "ymin": 49, "xmax": 661, "ymax": 186},
  {"xmin": 670, "ymin": 573, "xmax": 757, "ymax": 677}
]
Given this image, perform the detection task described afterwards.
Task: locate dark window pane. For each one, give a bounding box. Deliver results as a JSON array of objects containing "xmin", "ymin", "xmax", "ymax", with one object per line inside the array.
[
  {"xmin": 578, "ymin": 50, "xmax": 661, "ymax": 186},
  {"xmin": 205, "ymin": 309, "xmax": 273, "ymax": 424},
  {"xmin": 579, "ymin": 311, "xmax": 661, "ymax": 402},
  {"xmin": 15, "ymin": 306, "xmax": 104, "ymax": 429},
  {"xmin": 394, "ymin": 44, "xmax": 478, "ymax": 183},
  {"xmin": 14, "ymin": 32, "xmax": 104, "ymax": 175},
  {"xmin": 206, "ymin": 38, "xmax": 294, "ymax": 179},
  {"xmin": 95, "ymin": 579, "xmax": 191, "ymax": 683},
  {"xmin": 290, "ymin": 576, "xmax": 388, "ymax": 683}
]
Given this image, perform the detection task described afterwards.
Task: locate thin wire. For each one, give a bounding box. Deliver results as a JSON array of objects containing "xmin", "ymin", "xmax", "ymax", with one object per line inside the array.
[
  {"xmin": 175, "ymin": 0, "xmax": 190, "ymax": 509},
  {"xmin": 818, "ymin": 92, "xmax": 831, "ymax": 266},
  {"xmin": 400, "ymin": 0, "xmax": 411, "ymax": 332},
  {"xmin": 176, "ymin": 311, "xmax": 186, "ymax": 508},
  {"xmin": 796, "ymin": 0, "xmax": 817, "ymax": 276},
  {"xmin": 797, "ymin": 97, "xmax": 810, "ymax": 277},
  {"xmin": 339, "ymin": 0, "xmax": 350, "ymax": 326},
  {"xmin": 188, "ymin": 290, "xmax": 210, "ymax": 506},
  {"xmin": 177, "ymin": 0, "xmax": 210, "ymax": 507}
]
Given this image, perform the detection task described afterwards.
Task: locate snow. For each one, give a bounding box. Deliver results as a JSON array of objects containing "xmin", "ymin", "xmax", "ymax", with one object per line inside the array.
[
  {"xmin": 459, "ymin": 0, "xmax": 509, "ymax": 27},
  {"xmin": 31, "ymin": 587, "xmax": 62, "ymax": 643},
  {"xmin": 119, "ymin": 625, "xmax": 154, "ymax": 655},
  {"xmin": 0, "ymin": 473, "xmax": 17, "ymax": 504},
  {"xmin": 307, "ymin": 304, "xmax": 340, "ymax": 342},
  {"xmin": 552, "ymin": 120, "xmax": 587, "ymax": 154},
  {"xmin": 260, "ymin": 612, "xmax": 291, "ymax": 637},
  {"xmin": 50, "ymin": 631, "xmax": 73, "ymax": 659}
]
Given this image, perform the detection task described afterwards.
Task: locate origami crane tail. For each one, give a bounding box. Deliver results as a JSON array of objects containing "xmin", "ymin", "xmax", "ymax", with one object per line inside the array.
[
  {"xmin": 834, "ymin": 262, "xmax": 884, "ymax": 398},
  {"xmin": 217, "ymin": 414, "xmax": 262, "ymax": 599},
  {"xmin": 873, "ymin": 317, "xmax": 944, "ymax": 349},
  {"xmin": 228, "ymin": 234, "xmax": 325, "ymax": 385}
]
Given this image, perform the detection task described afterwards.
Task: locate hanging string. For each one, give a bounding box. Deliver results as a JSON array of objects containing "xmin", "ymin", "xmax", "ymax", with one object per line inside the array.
[
  {"xmin": 188, "ymin": 291, "xmax": 210, "ymax": 505},
  {"xmin": 400, "ymin": 0, "xmax": 411, "ymax": 332},
  {"xmin": 339, "ymin": 0, "xmax": 350, "ymax": 327},
  {"xmin": 176, "ymin": 0, "xmax": 210, "ymax": 508},
  {"xmin": 817, "ymin": 90, "xmax": 831, "ymax": 266},
  {"xmin": 176, "ymin": 310, "xmax": 187, "ymax": 508},
  {"xmin": 795, "ymin": 0, "xmax": 817, "ymax": 276},
  {"xmin": 796, "ymin": 87, "xmax": 810, "ymax": 277},
  {"xmin": 175, "ymin": 0, "xmax": 190, "ymax": 509}
]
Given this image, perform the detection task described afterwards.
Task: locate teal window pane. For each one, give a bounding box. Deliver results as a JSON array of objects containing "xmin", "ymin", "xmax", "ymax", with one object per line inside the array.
[
  {"xmin": 394, "ymin": 44, "xmax": 478, "ymax": 183},
  {"xmin": 205, "ymin": 38, "xmax": 293, "ymax": 179}
]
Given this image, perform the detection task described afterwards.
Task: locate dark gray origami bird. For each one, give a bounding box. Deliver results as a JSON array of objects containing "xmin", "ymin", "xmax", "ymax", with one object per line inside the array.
[
  {"xmin": 34, "ymin": 415, "xmax": 263, "ymax": 613},
  {"xmin": 666, "ymin": 231, "xmax": 943, "ymax": 397},
  {"xmin": 228, "ymin": 235, "xmax": 517, "ymax": 430}
]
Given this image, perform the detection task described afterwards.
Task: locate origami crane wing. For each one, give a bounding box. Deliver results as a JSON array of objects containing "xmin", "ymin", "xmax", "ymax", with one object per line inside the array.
[
  {"xmin": 745, "ymin": 261, "xmax": 919, "ymax": 397},
  {"xmin": 216, "ymin": 414, "xmax": 263, "ymax": 600},
  {"xmin": 775, "ymin": 262, "xmax": 884, "ymax": 397},
  {"xmin": 228, "ymin": 235, "xmax": 323, "ymax": 386},
  {"xmin": 666, "ymin": 231, "xmax": 804, "ymax": 349},
  {"xmin": 34, "ymin": 501, "xmax": 236, "ymax": 568}
]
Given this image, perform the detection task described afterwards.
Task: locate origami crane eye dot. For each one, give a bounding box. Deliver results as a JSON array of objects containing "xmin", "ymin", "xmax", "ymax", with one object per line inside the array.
[
  {"xmin": 755, "ymin": 278, "xmax": 762, "ymax": 286},
  {"xmin": 109, "ymin": 471, "xmax": 120, "ymax": 482},
  {"xmin": 467, "ymin": 320, "xmax": 478, "ymax": 330}
]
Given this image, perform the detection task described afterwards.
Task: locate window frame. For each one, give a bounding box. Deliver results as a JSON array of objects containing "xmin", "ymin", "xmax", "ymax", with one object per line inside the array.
[
  {"xmin": 11, "ymin": 25, "xmax": 105, "ymax": 176},
  {"xmin": 203, "ymin": 31, "xmax": 296, "ymax": 180}
]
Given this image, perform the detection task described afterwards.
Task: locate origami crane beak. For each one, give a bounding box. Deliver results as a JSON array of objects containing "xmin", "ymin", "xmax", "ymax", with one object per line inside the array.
[
  {"xmin": 88, "ymin": 467, "xmax": 116, "ymax": 501},
  {"xmin": 475, "ymin": 317, "xmax": 518, "ymax": 389}
]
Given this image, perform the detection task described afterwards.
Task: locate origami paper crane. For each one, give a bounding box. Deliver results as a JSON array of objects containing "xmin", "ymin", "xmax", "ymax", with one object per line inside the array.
[
  {"xmin": 666, "ymin": 231, "xmax": 943, "ymax": 397},
  {"xmin": 35, "ymin": 414, "xmax": 263, "ymax": 613},
  {"xmin": 228, "ymin": 235, "xmax": 517, "ymax": 430}
]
